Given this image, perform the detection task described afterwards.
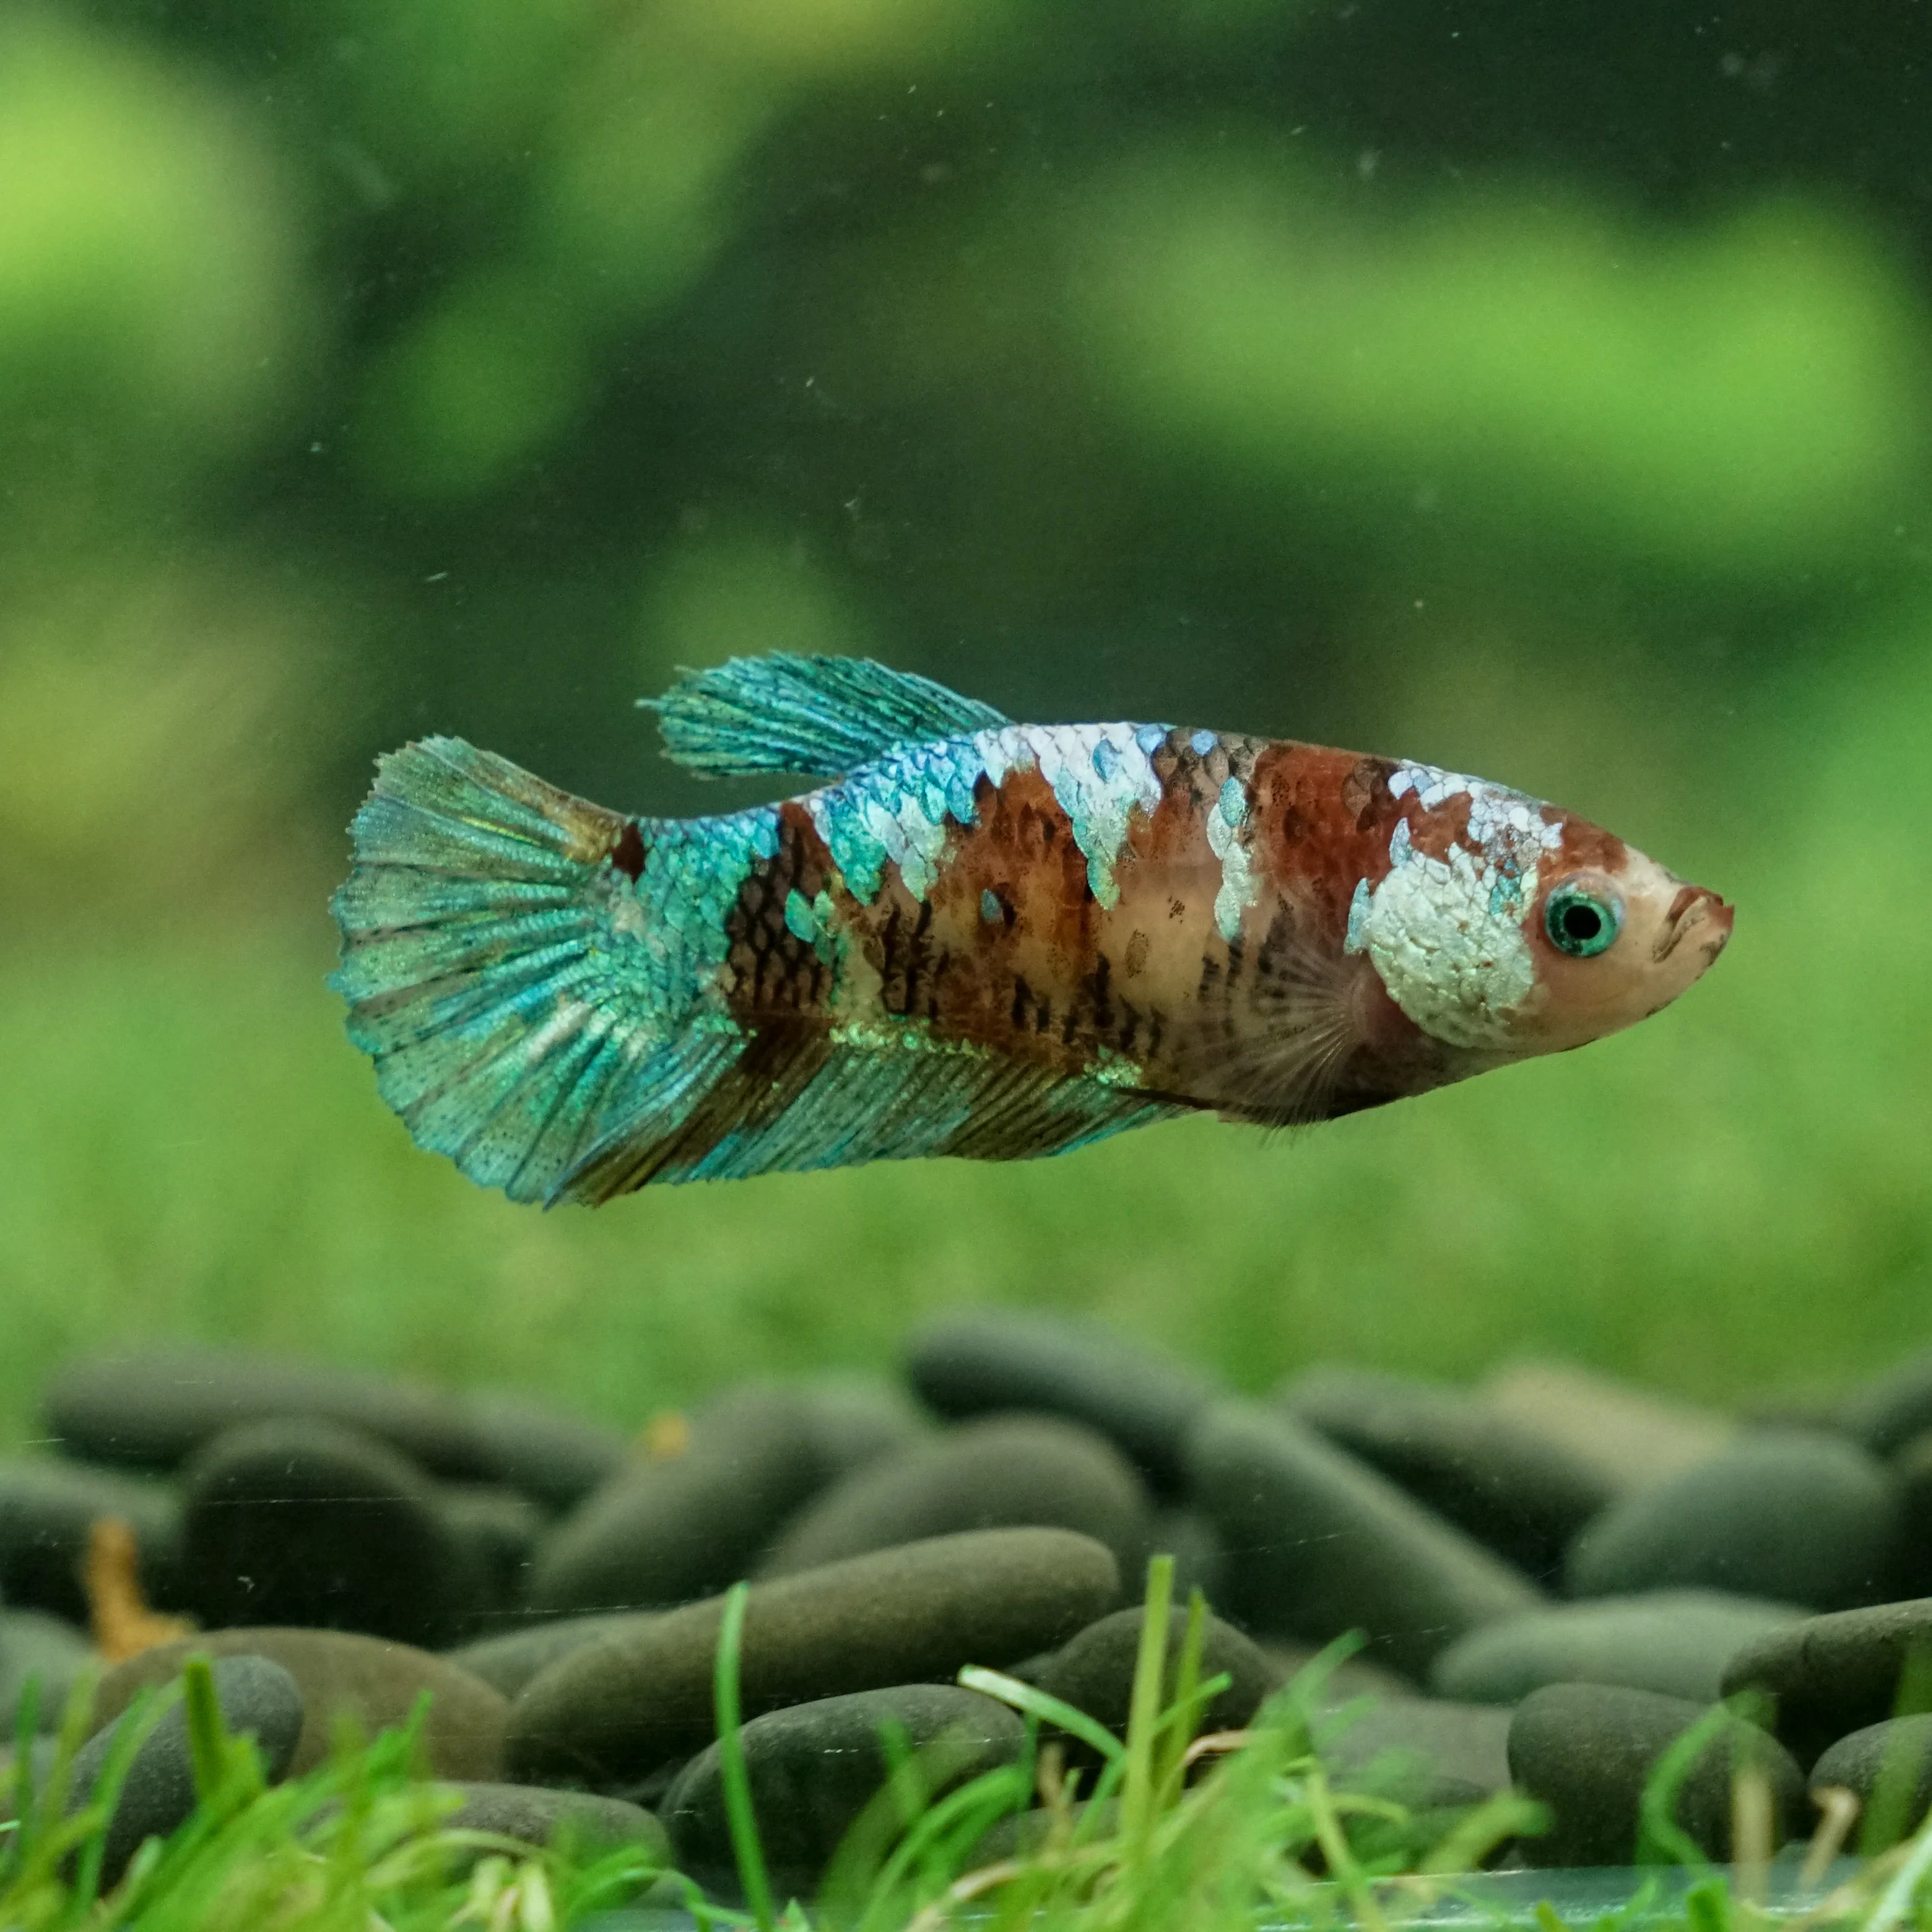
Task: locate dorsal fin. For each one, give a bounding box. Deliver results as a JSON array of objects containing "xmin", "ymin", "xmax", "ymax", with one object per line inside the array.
[{"xmin": 641, "ymin": 653, "xmax": 1009, "ymax": 779}]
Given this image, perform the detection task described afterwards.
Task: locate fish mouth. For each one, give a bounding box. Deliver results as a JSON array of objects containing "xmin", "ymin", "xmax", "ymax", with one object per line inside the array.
[{"xmin": 1652, "ymin": 884, "xmax": 1733, "ymax": 965}]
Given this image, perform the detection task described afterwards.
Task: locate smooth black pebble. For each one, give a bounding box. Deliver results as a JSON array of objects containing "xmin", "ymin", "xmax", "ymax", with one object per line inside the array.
[
  {"xmin": 527, "ymin": 1385, "xmax": 829, "ymax": 1615},
  {"xmin": 1883, "ymin": 1430, "xmax": 1932, "ymax": 1600},
  {"xmin": 67, "ymin": 1654, "xmax": 303, "ymax": 1886},
  {"xmin": 441, "ymin": 1780, "xmax": 668, "ymax": 1862},
  {"xmin": 179, "ymin": 1417, "xmax": 470, "ymax": 1647},
  {"xmin": 94, "ymin": 1628, "xmax": 509, "ymax": 1779},
  {"xmin": 1811, "ymin": 1716, "xmax": 1932, "ymax": 1844},
  {"xmin": 1325, "ymin": 1697, "xmax": 1515, "ymax": 1808},
  {"xmin": 1, "ymin": 1608, "xmax": 97, "ymax": 1731},
  {"xmin": 759, "ymin": 1414, "xmax": 1150, "ymax": 1582},
  {"xmin": 1277, "ymin": 1364, "xmax": 1616, "ymax": 1578},
  {"xmin": 664, "ymin": 1685, "xmax": 1023, "ymax": 1898},
  {"xmin": 1430, "ymin": 1590, "xmax": 1803, "ymax": 1706},
  {"xmin": 0, "ymin": 1457, "xmax": 181, "ymax": 1625},
  {"xmin": 1184, "ymin": 1401, "xmax": 1542, "ymax": 1677},
  {"xmin": 446, "ymin": 1612, "xmax": 659, "ymax": 1701},
  {"xmin": 45, "ymin": 1349, "xmax": 500, "ymax": 1481},
  {"xmin": 509, "ymin": 1526, "xmax": 1119, "ymax": 1790},
  {"xmin": 1722, "ymin": 1597, "xmax": 1932, "ymax": 1768},
  {"xmin": 1026, "ymin": 1605, "xmax": 1282, "ymax": 1744},
  {"xmin": 461, "ymin": 1392, "xmax": 629, "ymax": 1516},
  {"xmin": 1567, "ymin": 1429, "xmax": 1901, "ymax": 1611},
  {"xmin": 1838, "ymin": 1347, "xmax": 1932, "ymax": 1458},
  {"xmin": 1507, "ymin": 1682, "xmax": 1804, "ymax": 1866},
  {"xmin": 794, "ymin": 1375, "xmax": 926, "ymax": 1479},
  {"xmin": 437, "ymin": 1484, "xmax": 543, "ymax": 1623},
  {"xmin": 905, "ymin": 1310, "xmax": 1218, "ymax": 1496}
]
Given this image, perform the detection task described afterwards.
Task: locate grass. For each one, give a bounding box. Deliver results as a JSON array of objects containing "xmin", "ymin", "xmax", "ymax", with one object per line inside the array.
[
  {"xmin": 1, "ymin": 618, "xmax": 1930, "ymax": 1445},
  {"xmin": 5, "ymin": 1558, "xmax": 1931, "ymax": 1931}
]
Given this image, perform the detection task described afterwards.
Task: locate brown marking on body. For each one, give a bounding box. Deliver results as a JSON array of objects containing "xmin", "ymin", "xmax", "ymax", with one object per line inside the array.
[
  {"xmin": 722, "ymin": 802, "xmax": 836, "ymax": 1019},
  {"xmin": 817, "ymin": 767, "xmax": 1109, "ymax": 1078},
  {"xmin": 609, "ymin": 819, "xmax": 646, "ymax": 882},
  {"xmin": 1549, "ymin": 815, "xmax": 1629, "ymax": 878},
  {"xmin": 1247, "ymin": 743, "xmax": 1399, "ymax": 941}
]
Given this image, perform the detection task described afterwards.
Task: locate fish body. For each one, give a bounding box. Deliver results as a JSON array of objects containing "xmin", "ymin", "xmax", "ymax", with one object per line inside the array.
[{"xmin": 330, "ymin": 655, "xmax": 1731, "ymax": 1201}]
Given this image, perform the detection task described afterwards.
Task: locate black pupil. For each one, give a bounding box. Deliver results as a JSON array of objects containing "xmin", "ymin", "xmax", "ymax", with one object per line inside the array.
[{"xmin": 1561, "ymin": 901, "xmax": 1603, "ymax": 943}]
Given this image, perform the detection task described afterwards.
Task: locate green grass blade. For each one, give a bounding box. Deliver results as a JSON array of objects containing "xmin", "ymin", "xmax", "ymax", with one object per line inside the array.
[
  {"xmin": 5, "ymin": 1673, "xmax": 40, "ymax": 1879},
  {"xmin": 70, "ymin": 1683, "xmax": 173, "ymax": 1908},
  {"xmin": 714, "ymin": 1580, "xmax": 777, "ymax": 1932},
  {"xmin": 181, "ymin": 1654, "xmax": 231, "ymax": 1805},
  {"xmin": 956, "ymin": 1668, "xmax": 1126, "ymax": 1766},
  {"xmin": 1152, "ymin": 1584, "xmax": 1208, "ymax": 1802},
  {"xmin": 1119, "ymin": 1552, "xmax": 1174, "ymax": 1858},
  {"xmin": 1636, "ymin": 1705, "xmax": 1730, "ymax": 1870}
]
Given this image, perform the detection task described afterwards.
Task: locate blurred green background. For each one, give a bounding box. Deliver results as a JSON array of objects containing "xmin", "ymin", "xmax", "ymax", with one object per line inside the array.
[{"xmin": 3, "ymin": 0, "xmax": 1929, "ymax": 1441}]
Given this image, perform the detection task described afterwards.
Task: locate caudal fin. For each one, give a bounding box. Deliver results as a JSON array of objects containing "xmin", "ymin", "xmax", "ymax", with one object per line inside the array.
[
  {"xmin": 328, "ymin": 737, "xmax": 702, "ymax": 1204},
  {"xmin": 332, "ymin": 693, "xmax": 1178, "ymax": 1200}
]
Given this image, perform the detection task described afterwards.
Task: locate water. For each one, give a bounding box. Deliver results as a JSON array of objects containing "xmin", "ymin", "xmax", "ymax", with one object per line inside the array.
[{"xmin": 4, "ymin": 0, "xmax": 1930, "ymax": 1921}]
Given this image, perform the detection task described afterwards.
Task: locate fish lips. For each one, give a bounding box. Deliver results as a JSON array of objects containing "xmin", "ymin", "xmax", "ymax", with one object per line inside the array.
[{"xmin": 1651, "ymin": 883, "xmax": 1733, "ymax": 966}]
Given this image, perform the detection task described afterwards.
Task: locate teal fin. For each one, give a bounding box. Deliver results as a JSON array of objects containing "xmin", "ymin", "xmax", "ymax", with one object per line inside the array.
[
  {"xmin": 556, "ymin": 1023, "xmax": 1184, "ymax": 1199},
  {"xmin": 331, "ymin": 730, "xmax": 1182, "ymax": 1201},
  {"xmin": 642, "ymin": 653, "xmax": 1008, "ymax": 779},
  {"xmin": 330, "ymin": 737, "xmax": 741, "ymax": 1204}
]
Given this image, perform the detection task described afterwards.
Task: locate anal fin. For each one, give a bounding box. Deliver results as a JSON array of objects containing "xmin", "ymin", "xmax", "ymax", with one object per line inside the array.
[{"xmin": 554, "ymin": 1022, "xmax": 1183, "ymax": 1199}]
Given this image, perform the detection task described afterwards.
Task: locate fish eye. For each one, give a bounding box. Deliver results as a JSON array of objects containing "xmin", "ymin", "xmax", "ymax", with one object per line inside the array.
[{"xmin": 1544, "ymin": 880, "xmax": 1623, "ymax": 958}]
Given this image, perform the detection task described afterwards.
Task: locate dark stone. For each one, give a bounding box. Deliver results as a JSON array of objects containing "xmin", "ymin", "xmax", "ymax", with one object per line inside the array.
[
  {"xmin": 462, "ymin": 1392, "xmax": 629, "ymax": 1516},
  {"xmin": 759, "ymin": 1415, "xmax": 1150, "ymax": 1583},
  {"xmin": 509, "ymin": 1527, "xmax": 1120, "ymax": 1789},
  {"xmin": 1567, "ymin": 1429, "xmax": 1902, "ymax": 1611},
  {"xmin": 441, "ymin": 1780, "xmax": 668, "ymax": 1860},
  {"xmin": 1476, "ymin": 1361, "xmax": 1735, "ymax": 1495},
  {"xmin": 1147, "ymin": 1507, "xmax": 1225, "ymax": 1608},
  {"xmin": 93, "ymin": 1628, "xmax": 507, "ymax": 1778},
  {"xmin": 1325, "ymin": 1697, "xmax": 1514, "ymax": 1807},
  {"xmin": 44, "ymin": 1349, "xmax": 500, "ymax": 1481},
  {"xmin": 1885, "ymin": 1431, "xmax": 1932, "ymax": 1600},
  {"xmin": 1838, "ymin": 1348, "xmax": 1932, "ymax": 1458},
  {"xmin": 794, "ymin": 1375, "xmax": 926, "ymax": 1479},
  {"xmin": 1278, "ymin": 1365, "xmax": 1616, "ymax": 1579},
  {"xmin": 1507, "ymin": 1683, "xmax": 1805, "ymax": 1867},
  {"xmin": 1722, "ymin": 1598, "xmax": 1932, "ymax": 1769},
  {"xmin": 437, "ymin": 1484, "xmax": 544, "ymax": 1621},
  {"xmin": 1028, "ymin": 1605, "xmax": 1282, "ymax": 1742},
  {"xmin": 1811, "ymin": 1716, "xmax": 1932, "ymax": 1840},
  {"xmin": 905, "ymin": 1310, "xmax": 1219, "ymax": 1496},
  {"xmin": 66, "ymin": 1655, "xmax": 303, "ymax": 1885},
  {"xmin": 970, "ymin": 1798, "xmax": 1117, "ymax": 1866},
  {"xmin": 528, "ymin": 1385, "xmax": 830, "ymax": 1615},
  {"xmin": 1258, "ymin": 1642, "xmax": 1417, "ymax": 1705},
  {"xmin": 1182, "ymin": 1401, "xmax": 1542, "ymax": 1677},
  {"xmin": 179, "ymin": 1418, "xmax": 470, "ymax": 1647},
  {"xmin": 1430, "ymin": 1590, "xmax": 1804, "ymax": 1706},
  {"xmin": 1, "ymin": 1608, "xmax": 97, "ymax": 1731},
  {"xmin": 447, "ymin": 1612, "xmax": 659, "ymax": 1700},
  {"xmin": 0, "ymin": 1457, "xmax": 181, "ymax": 1625},
  {"xmin": 663, "ymin": 1685, "xmax": 1024, "ymax": 1897}
]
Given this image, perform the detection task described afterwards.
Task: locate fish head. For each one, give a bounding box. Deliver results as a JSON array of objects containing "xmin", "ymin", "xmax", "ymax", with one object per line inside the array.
[
  {"xmin": 1511, "ymin": 825, "xmax": 1733, "ymax": 1054},
  {"xmin": 1352, "ymin": 762, "xmax": 1731, "ymax": 1067}
]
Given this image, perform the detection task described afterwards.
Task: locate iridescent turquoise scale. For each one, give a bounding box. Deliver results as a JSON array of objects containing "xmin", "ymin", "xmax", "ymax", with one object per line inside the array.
[{"xmin": 330, "ymin": 657, "xmax": 1201, "ymax": 1200}]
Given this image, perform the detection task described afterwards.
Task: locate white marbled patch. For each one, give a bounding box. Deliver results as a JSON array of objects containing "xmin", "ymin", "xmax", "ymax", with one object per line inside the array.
[
  {"xmin": 975, "ymin": 723, "xmax": 1164, "ymax": 908},
  {"xmin": 1205, "ymin": 772, "xmax": 1258, "ymax": 943},
  {"xmin": 1355, "ymin": 763, "xmax": 1563, "ymax": 1049}
]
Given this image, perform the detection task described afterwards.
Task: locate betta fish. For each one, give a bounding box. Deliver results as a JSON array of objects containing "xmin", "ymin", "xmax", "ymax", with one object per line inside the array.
[{"xmin": 330, "ymin": 654, "xmax": 1731, "ymax": 1201}]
